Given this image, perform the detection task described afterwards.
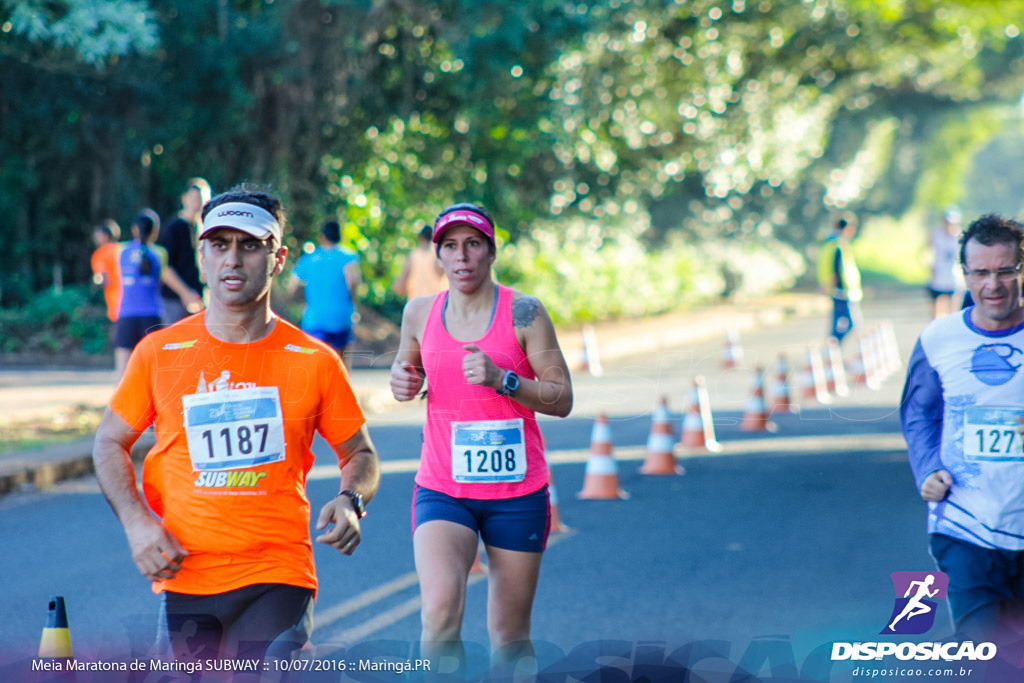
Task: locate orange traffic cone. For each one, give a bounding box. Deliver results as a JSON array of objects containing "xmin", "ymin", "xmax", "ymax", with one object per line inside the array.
[
  {"xmin": 882, "ymin": 321, "xmax": 902, "ymax": 374},
  {"xmin": 826, "ymin": 337, "xmax": 850, "ymax": 398},
  {"xmin": 640, "ymin": 397, "xmax": 684, "ymax": 475},
  {"xmin": 768, "ymin": 354, "xmax": 795, "ymax": 414},
  {"xmin": 580, "ymin": 325, "xmax": 604, "ymax": 377},
  {"xmin": 740, "ymin": 368, "xmax": 775, "ymax": 432},
  {"xmin": 857, "ymin": 333, "xmax": 882, "ymax": 390},
  {"xmin": 470, "ymin": 545, "xmax": 487, "ymax": 574},
  {"xmin": 577, "ymin": 415, "xmax": 629, "ymax": 499},
  {"xmin": 804, "ymin": 344, "xmax": 833, "ymax": 404},
  {"xmin": 540, "ymin": 435, "xmax": 571, "ymax": 533},
  {"xmin": 548, "ymin": 469, "xmax": 571, "ymax": 533},
  {"xmin": 868, "ymin": 324, "xmax": 895, "ymax": 381},
  {"xmin": 722, "ymin": 329, "xmax": 744, "ymax": 368},
  {"xmin": 679, "ymin": 376, "xmax": 722, "ymax": 452},
  {"xmin": 848, "ymin": 344, "xmax": 868, "ymax": 386}
]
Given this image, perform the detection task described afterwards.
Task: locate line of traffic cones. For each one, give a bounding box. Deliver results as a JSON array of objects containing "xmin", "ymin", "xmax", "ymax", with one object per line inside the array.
[
  {"xmin": 563, "ymin": 320, "xmax": 905, "ymax": 524},
  {"xmin": 849, "ymin": 322, "xmax": 903, "ymax": 390}
]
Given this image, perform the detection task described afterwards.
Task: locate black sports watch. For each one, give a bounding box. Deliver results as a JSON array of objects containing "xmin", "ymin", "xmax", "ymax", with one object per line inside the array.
[
  {"xmin": 497, "ymin": 370, "xmax": 520, "ymax": 396},
  {"xmin": 337, "ymin": 489, "xmax": 366, "ymax": 518}
]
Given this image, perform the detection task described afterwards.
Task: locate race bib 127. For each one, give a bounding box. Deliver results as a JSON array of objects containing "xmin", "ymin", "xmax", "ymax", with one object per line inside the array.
[{"xmin": 963, "ymin": 406, "xmax": 1024, "ymax": 462}]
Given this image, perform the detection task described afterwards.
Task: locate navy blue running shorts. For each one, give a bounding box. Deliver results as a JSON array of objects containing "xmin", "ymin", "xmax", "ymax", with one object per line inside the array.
[
  {"xmin": 412, "ymin": 484, "xmax": 550, "ymax": 552},
  {"xmin": 114, "ymin": 315, "xmax": 163, "ymax": 351},
  {"xmin": 305, "ymin": 328, "xmax": 351, "ymax": 352}
]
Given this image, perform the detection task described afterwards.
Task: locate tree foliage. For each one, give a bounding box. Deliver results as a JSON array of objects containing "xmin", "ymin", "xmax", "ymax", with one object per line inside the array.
[{"xmin": 3, "ymin": 0, "xmax": 1024, "ymax": 320}]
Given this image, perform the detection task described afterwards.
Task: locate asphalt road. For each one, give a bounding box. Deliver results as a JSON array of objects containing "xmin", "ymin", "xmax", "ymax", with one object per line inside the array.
[{"xmin": 3, "ymin": 292, "xmax": 1008, "ymax": 682}]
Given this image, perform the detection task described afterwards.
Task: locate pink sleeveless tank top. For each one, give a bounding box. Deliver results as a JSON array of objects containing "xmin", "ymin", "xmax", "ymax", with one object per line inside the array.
[{"xmin": 416, "ymin": 284, "xmax": 548, "ymax": 499}]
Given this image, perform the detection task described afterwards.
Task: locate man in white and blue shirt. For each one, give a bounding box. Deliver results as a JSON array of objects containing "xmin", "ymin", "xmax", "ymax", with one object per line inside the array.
[{"xmin": 901, "ymin": 213, "xmax": 1024, "ymax": 642}]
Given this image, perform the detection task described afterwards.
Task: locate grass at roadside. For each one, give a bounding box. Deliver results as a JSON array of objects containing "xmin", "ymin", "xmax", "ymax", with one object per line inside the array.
[
  {"xmin": 0, "ymin": 405, "xmax": 104, "ymax": 456},
  {"xmin": 854, "ymin": 211, "xmax": 931, "ymax": 285}
]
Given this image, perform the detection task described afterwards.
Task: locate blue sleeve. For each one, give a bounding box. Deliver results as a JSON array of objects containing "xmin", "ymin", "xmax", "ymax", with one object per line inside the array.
[
  {"xmin": 899, "ymin": 338, "xmax": 945, "ymax": 489},
  {"xmin": 293, "ymin": 254, "xmax": 309, "ymax": 283}
]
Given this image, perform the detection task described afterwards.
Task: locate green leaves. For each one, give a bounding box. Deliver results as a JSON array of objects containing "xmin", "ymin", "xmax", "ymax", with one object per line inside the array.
[
  {"xmin": 2, "ymin": 0, "xmax": 159, "ymax": 66},
  {"xmin": 6, "ymin": 0, "xmax": 1024, "ymax": 329}
]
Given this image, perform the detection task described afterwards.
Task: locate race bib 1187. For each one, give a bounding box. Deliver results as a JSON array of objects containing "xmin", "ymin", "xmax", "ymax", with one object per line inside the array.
[{"xmin": 183, "ymin": 386, "xmax": 286, "ymax": 472}]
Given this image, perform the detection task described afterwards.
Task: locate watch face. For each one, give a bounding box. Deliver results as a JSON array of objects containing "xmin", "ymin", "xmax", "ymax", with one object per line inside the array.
[
  {"xmin": 504, "ymin": 371, "xmax": 519, "ymax": 393},
  {"xmin": 342, "ymin": 490, "xmax": 365, "ymax": 517}
]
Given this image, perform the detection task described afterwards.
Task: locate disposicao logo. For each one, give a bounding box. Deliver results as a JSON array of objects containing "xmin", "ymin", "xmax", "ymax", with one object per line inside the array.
[
  {"xmin": 831, "ymin": 570, "xmax": 997, "ymax": 664},
  {"xmin": 881, "ymin": 571, "xmax": 948, "ymax": 635}
]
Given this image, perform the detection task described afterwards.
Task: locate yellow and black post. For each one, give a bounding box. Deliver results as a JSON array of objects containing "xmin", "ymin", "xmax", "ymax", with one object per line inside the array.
[{"xmin": 38, "ymin": 596, "xmax": 73, "ymax": 659}]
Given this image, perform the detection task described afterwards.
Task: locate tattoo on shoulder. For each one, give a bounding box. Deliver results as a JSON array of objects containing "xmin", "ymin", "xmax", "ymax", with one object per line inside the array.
[{"xmin": 512, "ymin": 296, "xmax": 541, "ymax": 328}]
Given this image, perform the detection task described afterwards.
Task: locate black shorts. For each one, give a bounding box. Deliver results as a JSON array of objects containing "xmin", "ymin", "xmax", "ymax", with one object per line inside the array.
[
  {"xmin": 926, "ymin": 286, "xmax": 955, "ymax": 300},
  {"xmin": 305, "ymin": 328, "xmax": 352, "ymax": 352},
  {"xmin": 159, "ymin": 583, "xmax": 314, "ymax": 662},
  {"xmin": 114, "ymin": 315, "xmax": 163, "ymax": 350}
]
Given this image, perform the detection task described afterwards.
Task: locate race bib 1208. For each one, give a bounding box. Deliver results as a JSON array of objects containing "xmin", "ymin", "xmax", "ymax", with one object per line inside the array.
[{"xmin": 450, "ymin": 418, "xmax": 527, "ymax": 483}]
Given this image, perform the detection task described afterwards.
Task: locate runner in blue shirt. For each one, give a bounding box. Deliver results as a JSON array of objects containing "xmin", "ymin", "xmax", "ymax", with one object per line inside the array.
[{"xmin": 291, "ymin": 220, "xmax": 362, "ymax": 356}]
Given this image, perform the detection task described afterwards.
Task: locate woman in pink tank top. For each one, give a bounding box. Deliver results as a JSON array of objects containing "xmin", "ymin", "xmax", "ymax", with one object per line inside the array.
[{"xmin": 390, "ymin": 202, "xmax": 573, "ymax": 677}]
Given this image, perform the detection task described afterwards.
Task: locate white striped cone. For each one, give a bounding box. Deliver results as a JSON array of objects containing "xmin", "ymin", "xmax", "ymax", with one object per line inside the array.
[
  {"xmin": 882, "ymin": 321, "xmax": 902, "ymax": 375},
  {"xmin": 740, "ymin": 369, "xmax": 773, "ymax": 432},
  {"xmin": 860, "ymin": 332, "xmax": 882, "ymax": 389},
  {"xmin": 679, "ymin": 376, "xmax": 722, "ymax": 452},
  {"xmin": 769, "ymin": 354, "xmax": 795, "ymax": 414},
  {"xmin": 577, "ymin": 415, "xmax": 628, "ymax": 499},
  {"xmin": 808, "ymin": 344, "xmax": 833, "ymax": 404},
  {"xmin": 548, "ymin": 470, "xmax": 570, "ymax": 533},
  {"xmin": 641, "ymin": 397, "xmax": 684, "ymax": 475},
  {"xmin": 826, "ymin": 337, "xmax": 850, "ymax": 398},
  {"xmin": 580, "ymin": 325, "xmax": 604, "ymax": 377},
  {"xmin": 722, "ymin": 329, "xmax": 744, "ymax": 368}
]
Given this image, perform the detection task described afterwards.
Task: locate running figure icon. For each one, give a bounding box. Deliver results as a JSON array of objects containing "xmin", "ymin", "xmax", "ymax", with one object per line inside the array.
[{"xmin": 888, "ymin": 574, "xmax": 939, "ymax": 632}]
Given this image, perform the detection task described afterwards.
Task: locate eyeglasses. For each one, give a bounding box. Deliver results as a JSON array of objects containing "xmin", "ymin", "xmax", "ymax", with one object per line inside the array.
[{"xmin": 963, "ymin": 263, "xmax": 1022, "ymax": 282}]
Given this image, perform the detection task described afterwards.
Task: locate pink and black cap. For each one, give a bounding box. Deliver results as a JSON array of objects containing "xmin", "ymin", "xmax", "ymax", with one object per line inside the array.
[{"xmin": 431, "ymin": 204, "xmax": 496, "ymax": 253}]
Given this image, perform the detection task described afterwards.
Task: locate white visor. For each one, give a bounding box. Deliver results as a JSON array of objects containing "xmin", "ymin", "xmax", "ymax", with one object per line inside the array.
[{"xmin": 199, "ymin": 202, "xmax": 281, "ymax": 242}]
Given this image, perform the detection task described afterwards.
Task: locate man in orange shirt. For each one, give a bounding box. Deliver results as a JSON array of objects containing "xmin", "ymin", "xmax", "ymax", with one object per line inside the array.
[
  {"xmin": 92, "ymin": 185, "xmax": 380, "ymax": 665},
  {"xmin": 90, "ymin": 219, "xmax": 121, "ymax": 324},
  {"xmin": 392, "ymin": 224, "xmax": 447, "ymax": 300}
]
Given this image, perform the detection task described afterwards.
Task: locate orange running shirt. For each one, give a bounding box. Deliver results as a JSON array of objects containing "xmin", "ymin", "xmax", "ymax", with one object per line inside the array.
[
  {"xmin": 109, "ymin": 313, "xmax": 366, "ymax": 595},
  {"xmin": 90, "ymin": 242, "xmax": 122, "ymax": 321}
]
